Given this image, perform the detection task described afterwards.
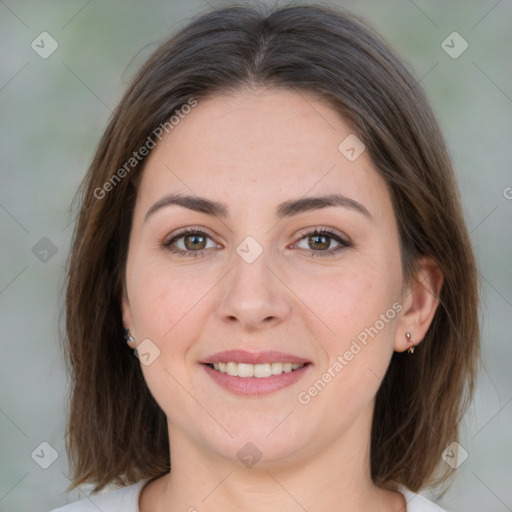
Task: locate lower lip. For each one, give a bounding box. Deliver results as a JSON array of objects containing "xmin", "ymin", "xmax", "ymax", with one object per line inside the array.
[{"xmin": 201, "ymin": 363, "xmax": 311, "ymax": 396}]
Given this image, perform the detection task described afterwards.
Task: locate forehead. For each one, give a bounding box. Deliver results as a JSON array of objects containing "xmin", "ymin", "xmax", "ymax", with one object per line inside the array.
[{"xmin": 137, "ymin": 88, "xmax": 390, "ymax": 220}]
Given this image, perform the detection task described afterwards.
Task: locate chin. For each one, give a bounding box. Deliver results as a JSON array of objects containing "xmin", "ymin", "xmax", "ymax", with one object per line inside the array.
[{"xmin": 200, "ymin": 414, "xmax": 315, "ymax": 467}]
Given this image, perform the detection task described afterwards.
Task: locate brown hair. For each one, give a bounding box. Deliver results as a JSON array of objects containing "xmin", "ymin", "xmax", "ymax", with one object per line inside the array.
[{"xmin": 64, "ymin": 3, "xmax": 479, "ymax": 493}]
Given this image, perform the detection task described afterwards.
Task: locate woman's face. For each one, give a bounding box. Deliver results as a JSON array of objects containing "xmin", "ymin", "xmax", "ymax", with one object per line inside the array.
[{"xmin": 122, "ymin": 88, "xmax": 408, "ymax": 466}]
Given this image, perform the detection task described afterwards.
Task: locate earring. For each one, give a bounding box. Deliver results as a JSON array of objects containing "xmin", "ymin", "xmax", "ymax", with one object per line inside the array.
[
  {"xmin": 405, "ymin": 331, "xmax": 415, "ymax": 354},
  {"xmin": 124, "ymin": 328, "xmax": 136, "ymax": 348}
]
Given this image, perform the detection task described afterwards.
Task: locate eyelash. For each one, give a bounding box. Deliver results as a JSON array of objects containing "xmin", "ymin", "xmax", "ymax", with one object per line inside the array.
[{"xmin": 163, "ymin": 227, "xmax": 351, "ymax": 259}]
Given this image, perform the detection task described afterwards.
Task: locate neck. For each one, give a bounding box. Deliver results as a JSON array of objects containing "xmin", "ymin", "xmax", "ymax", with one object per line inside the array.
[{"xmin": 142, "ymin": 406, "xmax": 405, "ymax": 512}]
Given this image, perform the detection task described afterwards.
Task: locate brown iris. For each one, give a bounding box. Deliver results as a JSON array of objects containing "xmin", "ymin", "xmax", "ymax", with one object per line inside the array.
[
  {"xmin": 183, "ymin": 233, "xmax": 208, "ymax": 250},
  {"xmin": 308, "ymin": 234, "xmax": 331, "ymax": 251}
]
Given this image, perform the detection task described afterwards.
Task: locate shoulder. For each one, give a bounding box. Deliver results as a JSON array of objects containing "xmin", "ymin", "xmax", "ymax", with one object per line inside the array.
[
  {"xmin": 49, "ymin": 479, "xmax": 149, "ymax": 512},
  {"xmin": 398, "ymin": 485, "xmax": 449, "ymax": 512}
]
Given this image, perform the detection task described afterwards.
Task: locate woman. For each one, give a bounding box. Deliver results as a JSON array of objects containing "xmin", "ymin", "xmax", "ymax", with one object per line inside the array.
[{"xmin": 53, "ymin": 4, "xmax": 479, "ymax": 511}]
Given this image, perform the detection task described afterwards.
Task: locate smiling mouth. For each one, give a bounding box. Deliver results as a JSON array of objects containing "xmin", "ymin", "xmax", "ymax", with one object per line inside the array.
[{"xmin": 204, "ymin": 362, "xmax": 308, "ymax": 378}]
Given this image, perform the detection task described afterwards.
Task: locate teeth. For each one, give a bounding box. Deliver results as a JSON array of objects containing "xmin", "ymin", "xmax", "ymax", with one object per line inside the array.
[
  {"xmin": 226, "ymin": 361, "xmax": 237, "ymax": 376},
  {"xmin": 237, "ymin": 363, "xmax": 254, "ymax": 377},
  {"xmin": 254, "ymin": 363, "xmax": 272, "ymax": 378},
  {"xmin": 271, "ymin": 363, "xmax": 282, "ymax": 375},
  {"xmin": 211, "ymin": 362, "xmax": 305, "ymax": 377}
]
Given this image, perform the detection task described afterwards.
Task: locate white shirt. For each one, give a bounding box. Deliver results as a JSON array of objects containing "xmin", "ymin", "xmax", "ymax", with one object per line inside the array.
[{"xmin": 50, "ymin": 479, "xmax": 448, "ymax": 511}]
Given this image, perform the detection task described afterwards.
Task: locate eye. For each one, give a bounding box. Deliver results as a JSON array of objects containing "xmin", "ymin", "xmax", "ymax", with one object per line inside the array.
[
  {"xmin": 163, "ymin": 227, "xmax": 351, "ymax": 259},
  {"xmin": 294, "ymin": 228, "xmax": 351, "ymax": 257},
  {"xmin": 163, "ymin": 228, "xmax": 220, "ymax": 258}
]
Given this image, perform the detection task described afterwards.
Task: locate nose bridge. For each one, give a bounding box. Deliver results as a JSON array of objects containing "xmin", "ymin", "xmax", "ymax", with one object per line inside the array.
[{"xmin": 218, "ymin": 241, "xmax": 290, "ymax": 329}]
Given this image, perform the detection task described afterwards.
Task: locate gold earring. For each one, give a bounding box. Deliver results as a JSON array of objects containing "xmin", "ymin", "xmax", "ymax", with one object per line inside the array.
[{"xmin": 405, "ymin": 332, "xmax": 415, "ymax": 354}]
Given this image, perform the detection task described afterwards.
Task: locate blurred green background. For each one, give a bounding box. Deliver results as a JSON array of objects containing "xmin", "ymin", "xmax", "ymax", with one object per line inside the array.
[{"xmin": 1, "ymin": 1, "xmax": 511, "ymax": 510}]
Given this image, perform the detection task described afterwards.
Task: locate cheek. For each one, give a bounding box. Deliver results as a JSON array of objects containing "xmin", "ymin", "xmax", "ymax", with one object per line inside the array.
[
  {"xmin": 128, "ymin": 256, "xmax": 217, "ymax": 340},
  {"xmin": 126, "ymin": 259, "xmax": 209, "ymax": 401},
  {"xmin": 292, "ymin": 256, "xmax": 400, "ymax": 345},
  {"xmin": 126, "ymin": 260, "xmax": 215, "ymax": 424},
  {"xmin": 292, "ymin": 257, "xmax": 400, "ymax": 406}
]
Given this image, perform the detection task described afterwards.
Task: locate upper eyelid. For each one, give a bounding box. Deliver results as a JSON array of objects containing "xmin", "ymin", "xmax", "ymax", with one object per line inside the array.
[
  {"xmin": 295, "ymin": 226, "xmax": 348, "ymax": 239},
  {"xmin": 164, "ymin": 226, "xmax": 218, "ymax": 242}
]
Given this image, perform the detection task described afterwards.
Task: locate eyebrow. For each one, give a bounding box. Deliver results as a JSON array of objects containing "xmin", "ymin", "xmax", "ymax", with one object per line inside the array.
[{"xmin": 144, "ymin": 192, "xmax": 371, "ymax": 222}]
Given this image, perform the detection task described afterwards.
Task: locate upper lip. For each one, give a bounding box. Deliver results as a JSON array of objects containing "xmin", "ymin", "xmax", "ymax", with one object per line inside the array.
[{"xmin": 201, "ymin": 350, "xmax": 310, "ymax": 365}]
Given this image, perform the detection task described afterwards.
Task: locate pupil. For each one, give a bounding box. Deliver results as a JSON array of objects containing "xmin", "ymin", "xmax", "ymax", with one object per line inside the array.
[
  {"xmin": 186, "ymin": 235, "xmax": 205, "ymax": 250},
  {"xmin": 311, "ymin": 235, "xmax": 329, "ymax": 250}
]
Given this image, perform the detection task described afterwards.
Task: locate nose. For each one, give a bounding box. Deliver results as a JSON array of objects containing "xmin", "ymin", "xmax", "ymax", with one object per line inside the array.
[{"xmin": 216, "ymin": 249, "xmax": 292, "ymax": 332}]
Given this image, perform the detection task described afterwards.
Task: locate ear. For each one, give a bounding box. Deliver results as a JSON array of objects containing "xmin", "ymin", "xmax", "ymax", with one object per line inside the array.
[
  {"xmin": 121, "ymin": 287, "xmax": 136, "ymax": 347},
  {"xmin": 395, "ymin": 256, "xmax": 444, "ymax": 352}
]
